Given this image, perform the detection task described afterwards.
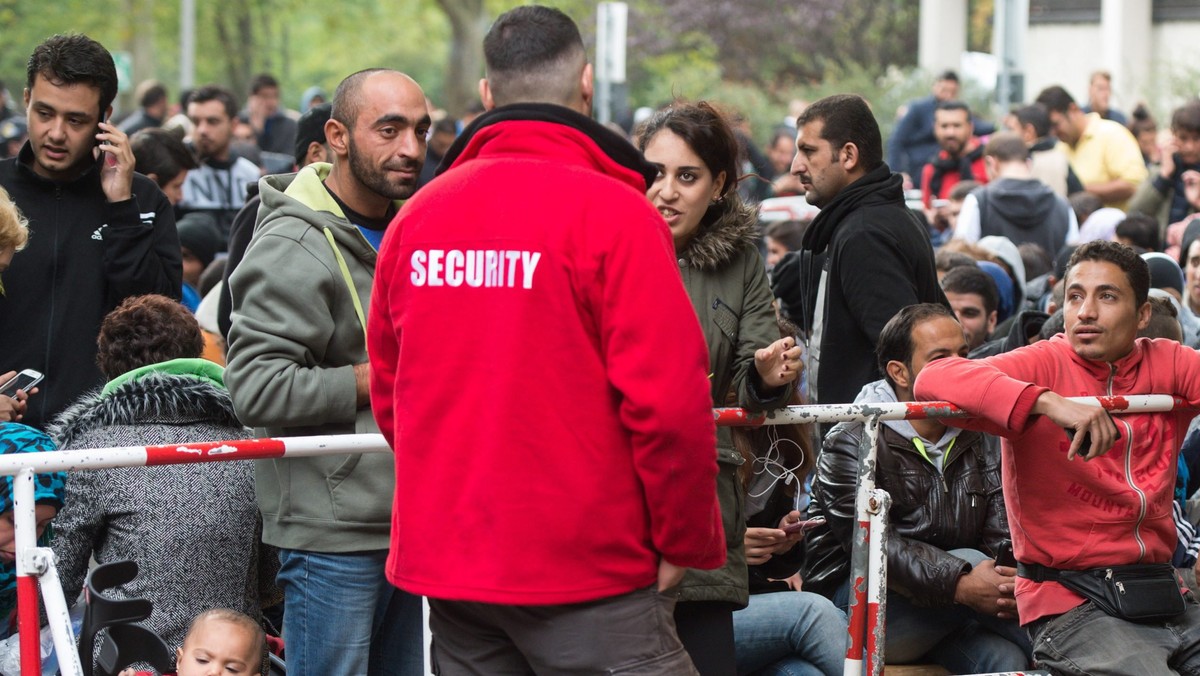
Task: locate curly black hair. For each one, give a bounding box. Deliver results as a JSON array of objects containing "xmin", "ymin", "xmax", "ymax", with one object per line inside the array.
[{"xmin": 96, "ymin": 294, "xmax": 204, "ymax": 380}]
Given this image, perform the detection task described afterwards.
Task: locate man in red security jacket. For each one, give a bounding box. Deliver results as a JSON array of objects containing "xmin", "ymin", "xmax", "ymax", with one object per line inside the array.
[
  {"xmin": 368, "ymin": 6, "xmax": 723, "ymax": 674},
  {"xmin": 915, "ymin": 240, "xmax": 1200, "ymax": 673}
]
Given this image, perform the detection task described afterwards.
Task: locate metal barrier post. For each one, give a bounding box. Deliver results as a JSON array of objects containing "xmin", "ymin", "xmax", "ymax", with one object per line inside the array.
[
  {"xmin": 865, "ymin": 488, "xmax": 891, "ymax": 675},
  {"xmin": 14, "ymin": 468, "xmax": 39, "ymax": 676},
  {"xmin": 844, "ymin": 414, "xmax": 882, "ymax": 675}
]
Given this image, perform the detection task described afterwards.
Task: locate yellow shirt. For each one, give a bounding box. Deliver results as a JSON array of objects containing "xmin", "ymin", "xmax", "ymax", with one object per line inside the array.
[{"xmin": 1058, "ymin": 113, "xmax": 1147, "ymax": 210}]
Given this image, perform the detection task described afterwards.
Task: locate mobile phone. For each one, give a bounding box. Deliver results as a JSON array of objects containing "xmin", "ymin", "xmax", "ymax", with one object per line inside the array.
[
  {"xmin": 995, "ymin": 540, "xmax": 1017, "ymax": 568},
  {"xmin": 782, "ymin": 516, "xmax": 826, "ymax": 535},
  {"xmin": 1065, "ymin": 415, "xmax": 1121, "ymax": 451},
  {"xmin": 0, "ymin": 369, "xmax": 43, "ymax": 398}
]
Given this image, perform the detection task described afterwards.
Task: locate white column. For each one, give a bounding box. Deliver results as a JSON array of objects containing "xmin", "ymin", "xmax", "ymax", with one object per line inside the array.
[
  {"xmin": 1100, "ymin": 0, "xmax": 1152, "ymax": 110},
  {"xmin": 919, "ymin": 0, "xmax": 969, "ymax": 74}
]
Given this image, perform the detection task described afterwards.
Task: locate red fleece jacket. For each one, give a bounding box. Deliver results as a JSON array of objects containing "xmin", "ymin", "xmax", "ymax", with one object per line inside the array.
[
  {"xmin": 915, "ymin": 334, "xmax": 1200, "ymax": 624},
  {"xmin": 368, "ymin": 116, "xmax": 725, "ymax": 605}
]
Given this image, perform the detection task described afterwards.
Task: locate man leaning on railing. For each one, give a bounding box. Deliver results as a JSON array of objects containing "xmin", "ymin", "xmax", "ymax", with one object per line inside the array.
[{"xmin": 916, "ymin": 240, "xmax": 1200, "ymax": 674}]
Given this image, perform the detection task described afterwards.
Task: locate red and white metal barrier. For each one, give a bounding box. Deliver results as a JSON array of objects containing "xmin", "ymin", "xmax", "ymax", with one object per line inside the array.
[
  {"xmin": 3, "ymin": 395, "xmax": 1191, "ymax": 675},
  {"xmin": 7, "ymin": 435, "xmax": 392, "ymax": 676}
]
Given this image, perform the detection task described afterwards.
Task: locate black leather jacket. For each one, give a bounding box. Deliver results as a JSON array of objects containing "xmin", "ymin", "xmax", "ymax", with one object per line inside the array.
[{"xmin": 802, "ymin": 422, "xmax": 1010, "ymax": 606}]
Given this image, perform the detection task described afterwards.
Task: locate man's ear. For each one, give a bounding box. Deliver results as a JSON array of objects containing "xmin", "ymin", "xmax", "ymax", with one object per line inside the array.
[
  {"xmin": 478, "ymin": 79, "xmax": 495, "ymax": 111},
  {"xmin": 1135, "ymin": 300, "xmax": 1153, "ymax": 332},
  {"xmin": 324, "ymin": 118, "xmax": 349, "ymax": 157},
  {"xmin": 841, "ymin": 142, "xmax": 861, "ymax": 172},
  {"xmin": 22, "ymin": 88, "xmax": 29, "ymax": 109},
  {"xmin": 886, "ymin": 359, "xmax": 911, "ymax": 391},
  {"xmin": 987, "ymin": 310, "xmax": 998, "ymax": 336},
  {"xmin": 580, "ymin": 62, "xmax": 595, "ymax": 113}
]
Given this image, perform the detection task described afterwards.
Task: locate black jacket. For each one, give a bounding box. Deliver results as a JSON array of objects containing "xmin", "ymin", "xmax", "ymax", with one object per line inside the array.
[
  {"xmin": 780, "ymin": 164, "xmax": 946, "ymax": 405},
  {"xmin": 802, "ymin": 419, "xmax": 1009, "ymax": 605},
  {"xmin": 0, "ymin": 143, "xmax": 181, "ymax": 429}
]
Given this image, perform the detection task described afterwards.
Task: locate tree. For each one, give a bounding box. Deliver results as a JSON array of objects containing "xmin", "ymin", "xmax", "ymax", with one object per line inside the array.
[{"xmin": 436, "ymin": 0, "xmax": 487, "ymax": 117}]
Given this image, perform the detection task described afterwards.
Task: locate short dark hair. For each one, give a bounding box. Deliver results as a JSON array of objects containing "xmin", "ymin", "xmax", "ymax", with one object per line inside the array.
[
  {"xmin": 331, "ymin": 68, "xmax": 388, "ymax": 129},
  {"xmin": 249, "ymin": 73, "xmax": 279, "ymax": 96},
  {"xmin": 1019, "ymin": 242, "xmax": 1053, "ymax": 280},
  {"xmin": 1139, "ymin": 296, "xmax": 1182, "ymax": 342},
  {"xmin": 1115, "ymin": 214, "xmax": 1160, "ymax": 252},
  {"xmin": 130, "ymin": 128, "xmax": 199, "ymax": 186},
  {"xmin": 1065, "ymin": 240, "xmax": 1150, "ymax": 307},
  {"xmin": 796, "ymin": 94, "xmax": 883, "ymax": 172},
  {"xmin": 1014, "ymin": 103, "xmax": 1052, "ymax": 139},
  {"xmin": 984, "ymin": 131, "xmax": 1030, "ymax": 163},
  {"xmin": 96, "ymin": 295, "xmax": 204, "ymax": 379},
  {"xmin": 1129, "ymin": 103, "xmax": 1157, "ymax": 137},
  {"xmin": 935, "ymin": 248, "xmax": 977, "ymax": 274},
  {"xmin": 1035, "ymin": 85, "xmax": 1077, "ymax": 116},
  {"xmin": 935, "ymin": 100, "xmax": 971, "ymax": 118},
  {"xmin": 137, "ymin": 80, "xmax": 167, "ymax": 109},
  {"xmin": 942, "ymin": 265, "xmax": 999, "ymax": 317},
  {"xmin": 876, "ymin": 303, "xmax": 959, "ymax": 389},
  {"xmin": 484, "ymin": 5, "xmax": 586, "ymax": 107},
  {"xmin": 765, "ymin": 219, "xmax": 809, "ymax": 251},
  {"xmin": 1171, "ymin": 100, "xmax": 1200, "ymax": 136},
  {"xmin": 26, "ymin": 34, "xmax": 118, "ymax": 116},
  {"xmin": 187, "ymin": 85, "xmax": 238, "ymax": 120},
  {"xmin": 937, "ymin": 70, "xmax": 960, "ymax": 83}
]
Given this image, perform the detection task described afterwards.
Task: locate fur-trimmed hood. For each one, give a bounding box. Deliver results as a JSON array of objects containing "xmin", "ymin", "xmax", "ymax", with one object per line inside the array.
[
  {"xmin": 678, "ymin": 194, "xmax": 761, "ymax": 272},
  {"xmin": 49, "ymin": 372, "xmax": 244, "ymax": 449}
]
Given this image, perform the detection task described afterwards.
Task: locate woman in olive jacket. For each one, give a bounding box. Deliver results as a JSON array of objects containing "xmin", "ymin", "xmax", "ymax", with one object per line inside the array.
[{"xmin": 638, "ymin": 102, "xmax": 802, "ymax": 675}]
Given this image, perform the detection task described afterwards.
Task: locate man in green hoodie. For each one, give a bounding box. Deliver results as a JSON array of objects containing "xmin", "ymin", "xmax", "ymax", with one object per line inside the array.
[{"xmin": 225, "ymin": 68, "xmax": 430, "ymax": 676}]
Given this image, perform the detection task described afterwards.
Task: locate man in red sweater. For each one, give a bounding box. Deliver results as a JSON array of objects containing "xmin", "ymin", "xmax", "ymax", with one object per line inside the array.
[
  {"xmin": 920, "ymin": 100, "xmax": 988, "ymax": 209},
  {"xmin": 368, "ymin": 6, "xmax": 724, "ymax": 674},
  {"xmin": 915, "ymin": 240, "xmax": 1200, "ymax": 673}
]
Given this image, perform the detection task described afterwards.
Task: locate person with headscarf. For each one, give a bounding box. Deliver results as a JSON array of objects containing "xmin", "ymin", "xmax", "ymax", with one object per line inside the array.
[{"xmin": 0, "ymin": 423, "xmax": 65, "ymax": 639}]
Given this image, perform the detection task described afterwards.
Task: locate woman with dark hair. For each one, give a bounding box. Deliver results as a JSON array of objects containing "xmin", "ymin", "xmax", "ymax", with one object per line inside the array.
[
  {"xmin": 47, "ymin": 294, "xmax": 270, "ymax": 656},
  {"xmin": 764, "ymin": 219, "xmax": 810, "ymax": 269},
  {"xmin": 637, "ymin": 102, "xmax": 805, "ymax": 674}
]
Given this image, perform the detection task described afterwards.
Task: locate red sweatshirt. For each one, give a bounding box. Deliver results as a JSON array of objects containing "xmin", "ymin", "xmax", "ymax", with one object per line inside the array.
[
  {"xmin": 915, "ymin": 334, "xmax": 1200, "ymax": 624},
  {"xmin": 368, "ymin": 113, "xmax": 725, "ymax": 605}
]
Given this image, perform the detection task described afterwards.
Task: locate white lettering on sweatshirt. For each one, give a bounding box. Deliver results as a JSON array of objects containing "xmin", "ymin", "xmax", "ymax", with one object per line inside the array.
[{"xmin": 410, "ymin": 249, "xmax": 542, "ymax": 289}]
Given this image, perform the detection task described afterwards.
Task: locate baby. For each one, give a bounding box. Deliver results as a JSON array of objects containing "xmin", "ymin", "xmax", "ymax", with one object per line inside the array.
[{"xmin": 120, "ymin": 608, "xmax": 265, "ymax": 676}]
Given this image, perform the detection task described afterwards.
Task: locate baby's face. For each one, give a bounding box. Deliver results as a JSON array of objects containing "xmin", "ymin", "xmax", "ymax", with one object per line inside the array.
[{"xmin": 175, "ymin": 618, "xmax": 261, "ymax": 676}]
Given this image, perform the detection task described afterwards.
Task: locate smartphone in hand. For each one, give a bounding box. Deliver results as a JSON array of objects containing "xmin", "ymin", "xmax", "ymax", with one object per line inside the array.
[
  {"xmin": 782, "ymin": 516, "xmax": 826, "ymax": 535},
  {"xmin": 0, "ymin": 370, "xmax": 43, "ymax": 398}
]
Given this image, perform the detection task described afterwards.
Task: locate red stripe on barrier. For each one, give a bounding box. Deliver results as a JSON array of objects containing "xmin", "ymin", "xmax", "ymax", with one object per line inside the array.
[
  {"xmin": 144, "ymin": 438, "xmax": 288, "ymax": 465},
  {"xmin": 847, "ymin": 574, "xmax": 867, "ymax": 658},
  {"xmin": 17, "ymin": 575, "xmax": 39, "ymax": 675}
]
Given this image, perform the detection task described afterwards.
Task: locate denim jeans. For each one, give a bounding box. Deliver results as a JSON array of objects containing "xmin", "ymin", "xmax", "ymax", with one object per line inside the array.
[
  {"xmin": 833, "ymin": 548, "xmax": 1031, "ymax": 673},
  {"xmin": 276, "ymin": 548, "xmax": 424, "ymax": 676},
  {"xmin": 733, "ymin": 590, "xmax": 847, "ymax": 676},
  {"xmin": 1031, "ymin": 596, "xmax": 1200, "ymax": 675}
]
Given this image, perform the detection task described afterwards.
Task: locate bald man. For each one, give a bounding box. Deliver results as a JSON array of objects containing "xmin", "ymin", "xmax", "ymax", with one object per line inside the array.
[{"xmin": 225, "ymin": 69, "xmax": 430, "ymax": 675}]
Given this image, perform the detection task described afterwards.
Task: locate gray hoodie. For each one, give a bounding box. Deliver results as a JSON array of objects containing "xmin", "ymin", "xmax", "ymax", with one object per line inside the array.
[
  {"xmin": 854, "ymin": 379, "xmax": 961, "ymax": 473},
  {"xmin": 226, "ymin": 164, "xmax": 396, "ymax": 552}
]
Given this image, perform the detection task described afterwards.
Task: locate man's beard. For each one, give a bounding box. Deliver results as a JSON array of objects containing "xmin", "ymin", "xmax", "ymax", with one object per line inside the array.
[{"xmin": 348, "ymin": 137, "xmax": 421, "ymax": 201}]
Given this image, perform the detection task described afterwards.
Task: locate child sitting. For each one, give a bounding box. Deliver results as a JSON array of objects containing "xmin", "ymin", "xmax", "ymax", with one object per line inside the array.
[{"xmin": 119, "ymin": 608, "xmax": 266, "ymax": 676}]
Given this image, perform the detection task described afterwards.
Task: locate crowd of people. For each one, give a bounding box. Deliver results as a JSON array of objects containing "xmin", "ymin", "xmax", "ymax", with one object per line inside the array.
[{"xmin": 0, "ymin": 4, "xmax": 1200, "ymax": 675}]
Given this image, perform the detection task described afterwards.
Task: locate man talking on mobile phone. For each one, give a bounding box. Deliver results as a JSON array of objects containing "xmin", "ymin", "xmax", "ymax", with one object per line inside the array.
[{"xmin": 0, "ymin": 34, "xmax": 181, "ymax": 431}]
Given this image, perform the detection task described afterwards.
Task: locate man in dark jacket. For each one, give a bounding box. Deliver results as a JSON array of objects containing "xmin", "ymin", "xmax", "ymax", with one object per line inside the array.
[
  {"xmin": 804, "ymin": 304, "xmax": 1030, "ymax": 673},
  {"xmin": 0, "ymin": 34, "xmax": 180, "ymax": 430},
  {"xmin": 954, "ymin": 131, "xmax": 1077, "ymax": 255},
  {"xmin": 776, "ymin": 93, "xmax": 947, "ymax": 406}
]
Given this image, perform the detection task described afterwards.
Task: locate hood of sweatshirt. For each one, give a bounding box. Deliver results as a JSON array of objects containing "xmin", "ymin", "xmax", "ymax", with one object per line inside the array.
[{"xmin": 983, "ymin": 177, "xmax": 1062, "ymax": 231}]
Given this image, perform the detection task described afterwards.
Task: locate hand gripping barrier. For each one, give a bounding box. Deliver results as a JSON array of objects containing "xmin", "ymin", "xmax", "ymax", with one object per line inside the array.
[{"xmin": 3, "ymin": 396, "xmax": 1189, "ymax": 675}]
